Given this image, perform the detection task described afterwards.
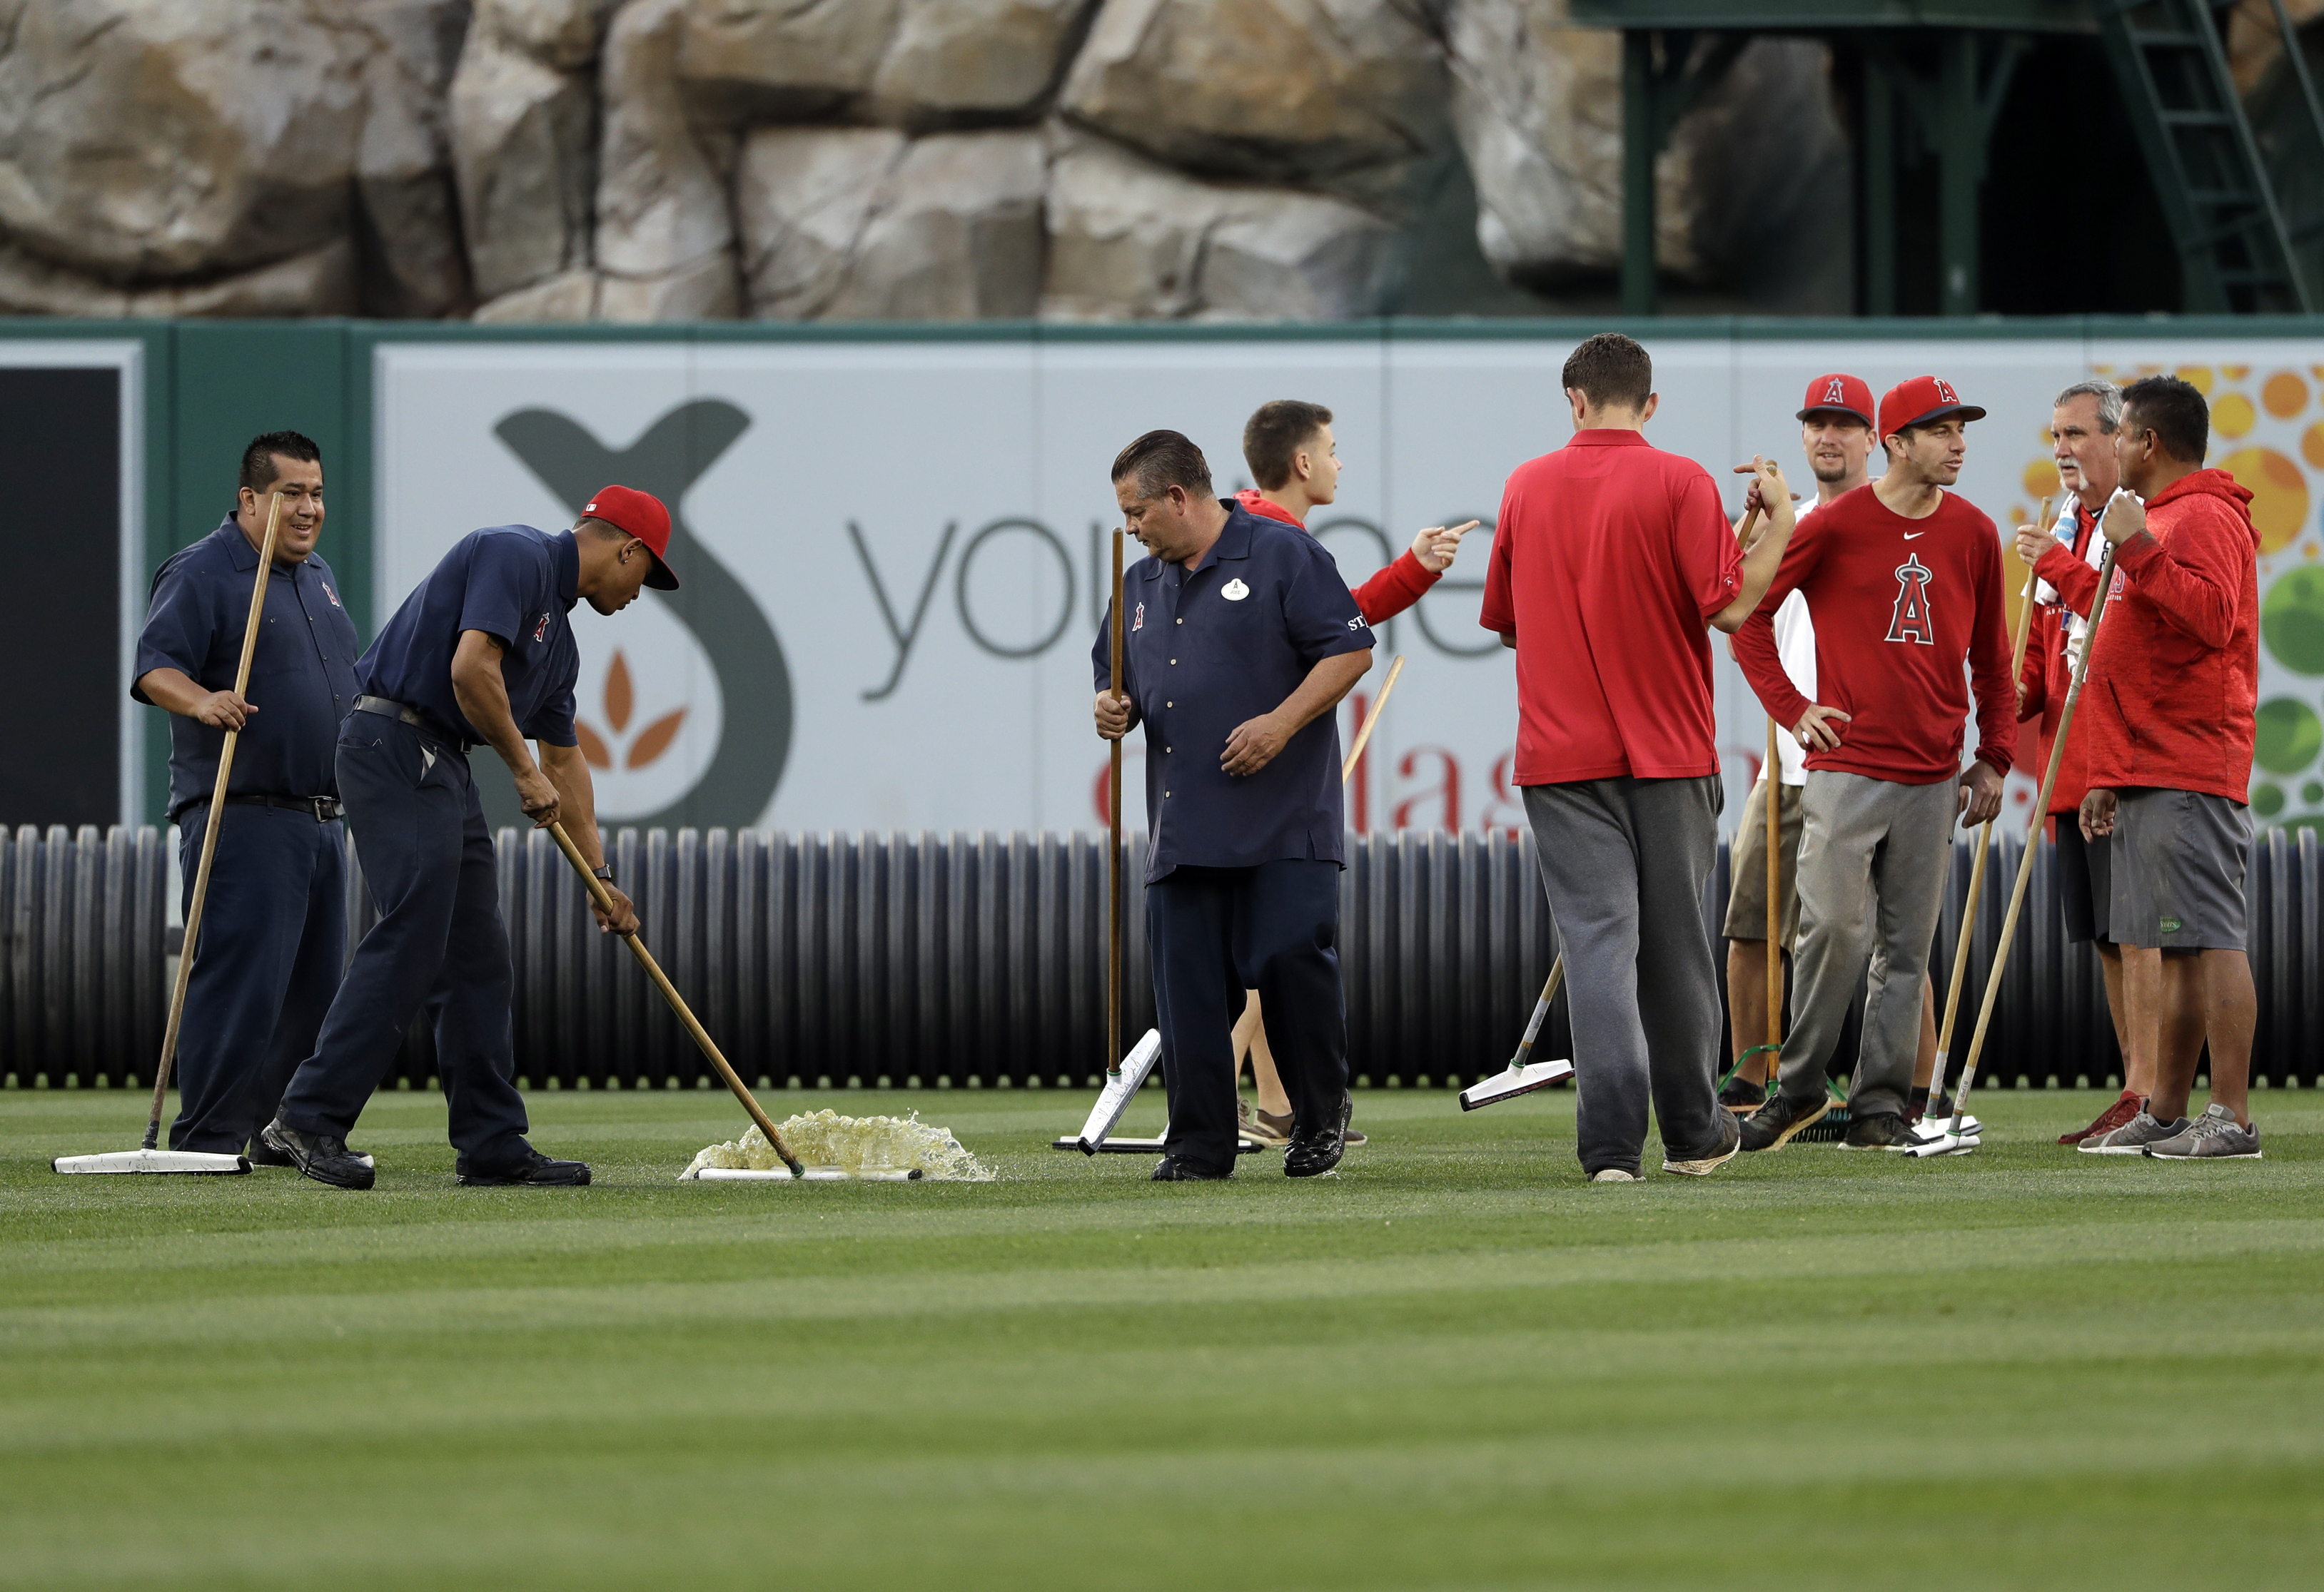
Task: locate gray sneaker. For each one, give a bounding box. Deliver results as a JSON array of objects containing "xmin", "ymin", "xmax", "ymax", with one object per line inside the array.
[
  {"xmin": 2144, "ymin": 1103, "xmax": 2262, "ymax": 1160},
  {"xmin": 2078, "ymin": 1106, "xmax": 2189, "ymax": 1156}
]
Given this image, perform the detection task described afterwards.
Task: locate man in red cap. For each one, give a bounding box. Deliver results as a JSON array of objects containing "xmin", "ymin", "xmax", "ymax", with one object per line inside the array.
[
  {"xmin": 1732, "ymin": 377, "xmax": 2014, "ymax": 1152},
  {"xmin": 1480, "ymin": 332, "xmax": 1797, "ymax": 1181},
  {"xmin": 1720, "ymin": 376, "xmax": 1948, "ymax": 1120},
  {"xmin": 262, "ymin": 489, "xmax": 675, "ymax": 1189},
  {"xmin": 2035, "ymin": 375, "xmax": 2263, "ymax": 1160}
]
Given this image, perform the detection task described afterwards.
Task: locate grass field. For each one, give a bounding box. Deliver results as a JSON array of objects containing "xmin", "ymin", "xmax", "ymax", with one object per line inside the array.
[{"xmin": 5, "ymin": 1081, "xmax": 2323, "ymax": 1591}]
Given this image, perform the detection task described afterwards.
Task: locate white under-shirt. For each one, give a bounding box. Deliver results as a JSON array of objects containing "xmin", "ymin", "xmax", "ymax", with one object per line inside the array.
[{"xmin": 1768, "ymin": 497, "xmax": 1819, "ymax": 786}]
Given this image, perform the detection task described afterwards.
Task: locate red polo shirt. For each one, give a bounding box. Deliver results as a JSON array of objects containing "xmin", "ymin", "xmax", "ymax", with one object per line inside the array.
[
  {"xmin": 1478, "ymin": 430, "xmax": 1742, "ymax": 785},
  {"xmin": 1231, "ymin": 489, "xmax": 1440, "ymax": 622}
]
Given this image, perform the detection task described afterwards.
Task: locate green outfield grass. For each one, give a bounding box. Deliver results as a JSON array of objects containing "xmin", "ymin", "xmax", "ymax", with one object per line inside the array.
[{"xmin": 4, "ymin": 1081, "xmax": 2322, "ymax": 1591}]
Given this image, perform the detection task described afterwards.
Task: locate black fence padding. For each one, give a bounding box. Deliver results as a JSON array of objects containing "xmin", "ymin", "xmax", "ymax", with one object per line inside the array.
[{"xmin": 4, "ymin": 822, "xmax": 2317, "ymax": 1092}]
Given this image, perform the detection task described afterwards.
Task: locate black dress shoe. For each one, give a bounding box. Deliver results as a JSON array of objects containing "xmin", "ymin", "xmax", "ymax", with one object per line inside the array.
[
  {"xmin": 248, "ymin": 1135, "xmax": 373, "ymax": 1170},
  {"xmin": 1737, "ymin": 1091, "xmax": 1830, "ymax": 1152},
  {"xmin": 1839, "ymin": 1110, "xmax": 1916, "ymax": 1150},
  {"xmin": 259, "ymin": 1117, "xmax": 375, "ymax": 1190},
  {"xmin": 1150, "ymin": 1155, "xmax": 1233, "ymax": 1181},
  {"xmin": 1285, "ymin": 1094, "xmax": 1353, "ymax": 1177},
  {"xmin": 455, "ymin": 1145, "xmax": 591, "ymax": 1186}
]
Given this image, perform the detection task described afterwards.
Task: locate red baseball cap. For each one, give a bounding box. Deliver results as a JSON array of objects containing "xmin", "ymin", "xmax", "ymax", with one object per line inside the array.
[
  {"xmin": 1797, "ymin": 373, "xmax": 1875, "ymax": 428},
  {"xmin": 1878, "ymin": 375, "xmax": 1986, "ymax": 440},
  {"xmin": 582, "ymin": 485, "xmax": 678, "ymax": 589}
]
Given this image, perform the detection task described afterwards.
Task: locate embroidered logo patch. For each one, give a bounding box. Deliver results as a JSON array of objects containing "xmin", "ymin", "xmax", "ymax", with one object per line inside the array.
[
  {"xmin": 1222, "ymin": 579, "xmax": 1249, "ymax": 601},
  {"xmin": 1131, "ymin": 602, "xmax": 1145, "ymax": 632},
  {"xmin": 533, "ymin": 611, "xmax": 552, "ymax": 643},
  {"xmin": 323, "ymin": 584, "xmax": 342, "ymax": 609},
  {"xmin": 2159, "ymin": 916, "xmax": 2183, "ymax": 934}
]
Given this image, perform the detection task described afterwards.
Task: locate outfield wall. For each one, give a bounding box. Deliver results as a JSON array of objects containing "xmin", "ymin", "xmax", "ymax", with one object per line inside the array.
[{"xmin": 5, "ymin": 318, "xmax": 2322, "ymax": 838}]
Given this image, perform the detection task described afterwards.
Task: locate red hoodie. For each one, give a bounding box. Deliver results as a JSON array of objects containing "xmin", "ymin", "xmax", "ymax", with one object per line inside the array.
[
  {"xmin": 2031, "ymin": 468, "xmax": 2259, "ymax": 804},
  {"xmin": 2018, "ymin": 499, "xmax": 2105, "ymax": 814},
  {"xmin": 1233, "ymin": 488, "xmax": 1439, "ymax": 622}
]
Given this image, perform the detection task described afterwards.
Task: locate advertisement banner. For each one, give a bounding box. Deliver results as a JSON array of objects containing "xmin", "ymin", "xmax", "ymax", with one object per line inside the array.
[{"xmin": 372, "ymin": 333, "xmax": 2324, "ymax": 836}]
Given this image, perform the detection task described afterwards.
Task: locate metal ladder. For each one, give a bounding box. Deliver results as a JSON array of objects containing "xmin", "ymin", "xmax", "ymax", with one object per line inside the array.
[{"xmin": 2096, "ymin": 0, "xmax": 2314, "ymax": 313}]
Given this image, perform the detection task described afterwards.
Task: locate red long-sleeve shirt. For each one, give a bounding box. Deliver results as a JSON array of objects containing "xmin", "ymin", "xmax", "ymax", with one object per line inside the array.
[
  {"xmin": 1232, "ymin": 489, "xmax": 1439, "ymax": 622},
  {"xmin": 2031, "ymin": 469, "xmax": 2258, "ymax": 804},
  {"xmin": 2018, "ymin": 499, "xmax": 2104, "ymax": 814},
  {"xmin": 1734, "ymin": 482, "xmax": 2016, "ymax": 785}
]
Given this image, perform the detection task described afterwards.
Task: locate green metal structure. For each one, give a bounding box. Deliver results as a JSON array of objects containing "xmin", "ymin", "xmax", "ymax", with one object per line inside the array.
[{"xmin": 1573, "ymin": 0, "xmax": 2324, "ymax": 317}]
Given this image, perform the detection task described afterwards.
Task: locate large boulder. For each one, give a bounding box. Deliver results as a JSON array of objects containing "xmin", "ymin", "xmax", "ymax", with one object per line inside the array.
[
  {"xmin": 871, "ymin": 0, "xmax": 1096, "ymax": 123},
  {"xmin": 0, "ymin": 236, "xmax": 356, "ymax": 317},
  {"xmin": 676, "ymin": 0, "xmax": 899, "ymax": 121},
  {"xmin": 1042, "ymin": 129, "xmax": 1401, "ymax": 319},
  {"xmin": 596, "ymin": 0, "xmax": 739, "ymax": 319},
  {"xmin": 353, "ymin": 1, "xmax": 473, "ymax": 318},
  {"xmin": 0, "ymin": 0, "xmax": 366, "ymax": 284},
  {"xmin": 737, "ymin": 128, "xmax": 1043, "ymax": 319},
  {"xmin": 1059, "ymin": 0, "xmax": 1450, "ymax": 213},
  {"xmin": 450, "ymin": 0, "xmax": 610, "ymax": 303}
]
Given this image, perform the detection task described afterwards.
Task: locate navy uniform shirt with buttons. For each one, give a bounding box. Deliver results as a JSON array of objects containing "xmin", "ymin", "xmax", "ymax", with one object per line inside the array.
[
  {"xmin": 135, "ymin": 515, "xmax": 363, "ymax": 820},
  {"xmin": 357, "ymin": 524, "xmax": 582, "ymax": 746},
  {"xmin": 1092, "ymin": 503, "xmax": 1372, "ymax": 883},
  {"xmin": 131, "ymin": 514, "xmax": 363, "ymax": 1155}
]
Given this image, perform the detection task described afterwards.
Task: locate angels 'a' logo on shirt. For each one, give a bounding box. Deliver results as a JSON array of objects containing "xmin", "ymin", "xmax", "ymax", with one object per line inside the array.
[
  {"xmin": 1131, "ymin": 602, "xmax": 1145, "ymax": 632},
  {"xmin": 1886, "ymin": 553, "xmax": 1936, "ymax": 646},
  {"xmin": 323, "ymin": 584, "xmax": 342, "ymax": 609},
  {"xmin": 533, "ymin": 611, "xmax": 552, "ymax": 643}
]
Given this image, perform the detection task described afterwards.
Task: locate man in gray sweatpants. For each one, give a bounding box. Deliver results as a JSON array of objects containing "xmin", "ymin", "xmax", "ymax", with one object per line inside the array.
[
  {"xmin": 1732, "ymin": 377, "xmax": 2016, "ymax": 1150},
  {"xmin": 1478, "ymin": 333, "xmax": 1795, "ymax": 1180}
]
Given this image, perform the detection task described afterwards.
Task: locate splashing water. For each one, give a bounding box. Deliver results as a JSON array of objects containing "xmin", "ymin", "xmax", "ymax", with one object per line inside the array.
[{"xmin": 682, "ymin": 1110, "xmax": 994, "ymax": 1181}]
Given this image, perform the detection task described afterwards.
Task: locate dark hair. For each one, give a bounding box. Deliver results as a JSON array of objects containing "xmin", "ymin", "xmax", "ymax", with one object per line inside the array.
[
  {"xmin": 1111, "ymin": 430, "xmax": 1214, "ymax": 500},
  {"xmin": 1242, "ymin": 400, "xmax": 1333, "ymax": 491},
  {"xmin": 1562, "ymin": 332, "xmax": 1652, "ymax": 412},
  {"xmin": 2121, "ymin": 375, "xmax": 2208, "ymax": 465},
  {"xmin": 240, "ymin": 430, "xmax": 323, "ymax": 495}
]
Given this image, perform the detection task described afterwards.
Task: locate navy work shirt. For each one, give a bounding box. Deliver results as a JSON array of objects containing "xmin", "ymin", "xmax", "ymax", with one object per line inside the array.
[
  {"xmin": 134, "ymin": 515, "xmax": 364, "ymax": 821},
  {"xmin": 359, "ymin": 526, "xmax": 581, "ymax": 747},
  {"xmin": 1092, "ymin": 503, "xmax": 1373, "ymax": 883}
]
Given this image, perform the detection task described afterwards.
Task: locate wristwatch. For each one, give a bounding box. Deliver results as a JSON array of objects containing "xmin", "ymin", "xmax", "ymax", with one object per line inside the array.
[{"xmin": 592, "ymin": 863, "xmax": 616, "ymax": 885}]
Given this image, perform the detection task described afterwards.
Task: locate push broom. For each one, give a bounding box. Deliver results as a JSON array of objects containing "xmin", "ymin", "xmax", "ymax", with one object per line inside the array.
[
  {"xmin": 1910, "ymin": 528, "xmax": 2122, "ymax": 1159},
  {"xmin": 1901, "ymin": 512, "xmax": 2044, "ymax": 1149},
  {"xmin": 54, "ymin": 493, "xmax": 288, "ymax": 1177}
]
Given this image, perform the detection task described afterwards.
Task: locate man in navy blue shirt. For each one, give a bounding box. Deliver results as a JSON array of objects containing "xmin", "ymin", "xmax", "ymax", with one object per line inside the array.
[
  {"xmin": 263, "ymin": 487, "xmax": 672, "ymax": 1190},
  {"xmin": 134, "ymin": 431, "xmax": 363, "ymax": 1160},
  {"xmin": 1092, "ymin": 430, "xmax": 1373, "ymax": 1179}
]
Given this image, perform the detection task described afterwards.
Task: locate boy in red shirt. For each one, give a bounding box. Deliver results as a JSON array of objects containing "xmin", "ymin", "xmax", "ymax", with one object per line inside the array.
[
  {"xmin": 2014, "ymin": 380, "xmax": 2140, "ymax": 1142},
  {"xmin": 2040, "ymin": 375, "xmax": 2263, "ymax": 1160},
  {"xmin": 1480, "ymin": 333, "xmax": 1795, "ymax": 1181},
  {"xmin": 1229, "ymin": 398, "xmax": 1477, "ymax": 1145},
  {"xmin": 1732, "ymin": 377, "xmax": 2014, "ymax": 1152}
]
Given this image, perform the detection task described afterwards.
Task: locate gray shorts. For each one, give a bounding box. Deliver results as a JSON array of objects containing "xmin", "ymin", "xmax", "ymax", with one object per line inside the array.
[
  {"xmin": 1723, "ymin": 777, "xmax": 1802, "ymax": 945},
  {"xmin": 2111, "ymin": 788, "xmax": 2251, "ymax": 950}
]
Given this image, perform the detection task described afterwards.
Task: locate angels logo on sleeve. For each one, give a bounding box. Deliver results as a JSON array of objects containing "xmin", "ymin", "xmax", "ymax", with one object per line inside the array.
[{"xmin": 534, "ymin": 611, "xmax": 552, "ymax": 643}]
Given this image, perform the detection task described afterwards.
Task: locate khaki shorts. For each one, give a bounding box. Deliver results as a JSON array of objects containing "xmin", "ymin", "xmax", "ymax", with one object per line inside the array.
[{"xmin": 1724, "ymin": 777, "xmax": 1802, "ymax": 946}]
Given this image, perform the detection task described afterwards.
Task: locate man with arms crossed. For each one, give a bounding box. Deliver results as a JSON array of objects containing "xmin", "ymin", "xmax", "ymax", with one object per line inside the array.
[
  {"xmin": 2038, "ymin": 376, "xmax": 2263, "ymax": 1160},
  {"xmin": 2014, "ymin": 380, "xmax": 2139, "ymax": 1143},
  {"xmin": 1093, "ymin": 431, "xmax": 1373, "ymax": 1180},
  {"xmin": 263, "ymin": 490, "xmax": 669, "ymax": 1189},
  {"xmin": 1228, "ymin": 398, "xmax": 1475, "ymax": 1145},
  {"xmin": 133, "ymin": 432, "xmax": 362, "ymax": 1162},
  {"xmin": 1734, "ymin": 377, "xmax": 2014, "ymax": 1152},
  {"xmin": 1480, "ymin": 333, "xmax": 1794, "ymax": 1182}
]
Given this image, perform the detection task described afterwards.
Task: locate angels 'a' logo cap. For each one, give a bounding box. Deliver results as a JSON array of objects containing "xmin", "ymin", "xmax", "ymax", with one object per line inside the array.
[
  {"xmin": 1797, "ymin": 373, "xmax": 1875, "ymax": 428},
  {"xmin": 1879, "ymin": 375, "xmax": 1987, "ymax": 440},
  {"xmin": 580, "ymin": 485, "xmax": 679, "ymax": 589}
]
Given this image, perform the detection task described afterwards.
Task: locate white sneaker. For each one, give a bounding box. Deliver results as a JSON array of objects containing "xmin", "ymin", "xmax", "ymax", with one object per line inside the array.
[{"xmin": 1590, "ymin": 1167, "xmax": 1640, "ymax": 1182}]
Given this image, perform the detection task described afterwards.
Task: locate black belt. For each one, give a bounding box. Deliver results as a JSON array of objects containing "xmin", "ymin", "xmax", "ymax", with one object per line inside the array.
[
  {"xmin": 354, "ymin": 694, "xmax": 473, "ymax": 752},
  {"xmin": 177, "ymin": 793, "xmax": 343, "ymax": 823}
]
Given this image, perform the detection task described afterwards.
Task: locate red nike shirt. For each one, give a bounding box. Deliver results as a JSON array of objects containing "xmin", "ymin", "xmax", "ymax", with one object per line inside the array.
[
  {"xmin": 1734, "ymin": 482, "xmax": 2016, "ymax": 785},
  {"xmin": 1478, "ymin": 430, "xmax": 1742, "ymax": 784}
]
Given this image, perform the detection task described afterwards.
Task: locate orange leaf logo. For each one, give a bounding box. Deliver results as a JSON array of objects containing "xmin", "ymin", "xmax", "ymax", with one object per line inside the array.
[
  {"xmin": 575, "ymin": 649, "xmax": 687, "ymax": 771},
  {"xmin": 627, "ymin": 709, "xmax": 687, "ymax": 769}
]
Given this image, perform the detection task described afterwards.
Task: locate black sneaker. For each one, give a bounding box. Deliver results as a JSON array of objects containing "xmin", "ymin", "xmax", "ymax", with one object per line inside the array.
[
  {"xmin": 1285, "ymin": 1093, "xmax": 1353, "ymax": 1177},
  {"xmin": 247, "ymin": 1135, "xmax": 373, "ymax": 1170},
  {"xmin": 258, "ymin": 1117, "xmax": 375, "ymax": 1190},
  {"xmin": 455, "ymin": 1145, "xmax": 591, "ymax": 1186},
  {"xmin": 1718, "ymin": 1073, "xmax": 1770, "ymax": 1111},
  {"xmin": 1150, "ymin": 1155, "xmax": 1233, "ymax": 1181},
  {"xmin": 1840, "ymin": 1110, "xmax": 1916, "ymax": 1151},
  {"xmin": 1738, "ymin": 1091, "xmax": 1830, "ymax": 1152}
]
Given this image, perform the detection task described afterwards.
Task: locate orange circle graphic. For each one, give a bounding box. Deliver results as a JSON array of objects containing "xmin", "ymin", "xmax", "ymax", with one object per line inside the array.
[
  {"xmin": 2263, "ymin": 370, "xmax": 2309, "ymax": 418},
  {"xmin": 2218, "ymin": 447, "xmax": 2310, "ymax": 555}
]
